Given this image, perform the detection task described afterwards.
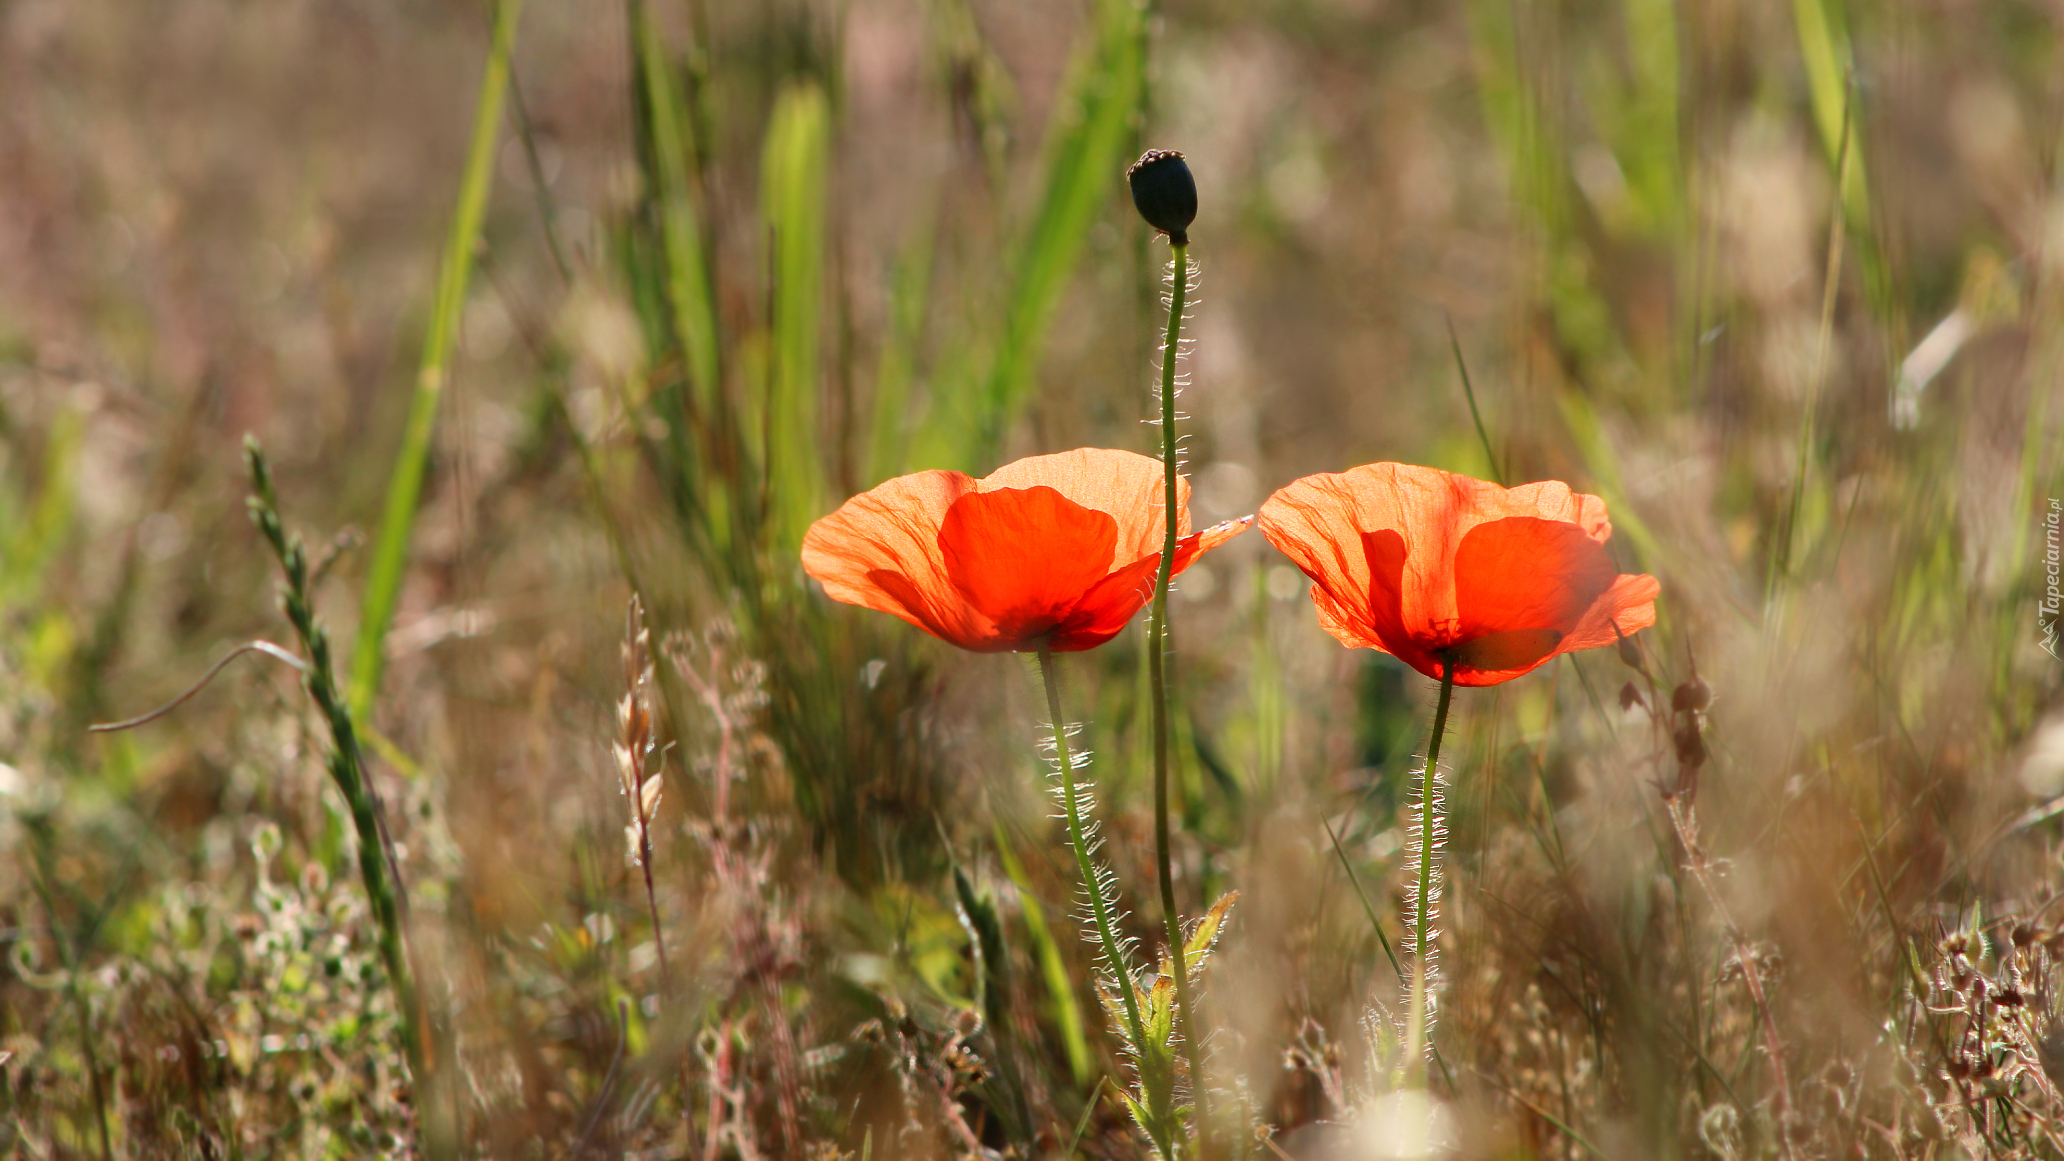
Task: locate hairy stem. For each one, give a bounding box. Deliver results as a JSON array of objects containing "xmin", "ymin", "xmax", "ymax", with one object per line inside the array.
[
  {"xmin": 1405, "ymin": 663, "xmax": 1455, "ymax": 1081},
  {"xmin": 1147, "ymin": 241, "xmax": 1208, "ymax": 1154},
  {"xmin": 1038, "ymin": 645, "xmax": 1155, "ymax": 1136}
]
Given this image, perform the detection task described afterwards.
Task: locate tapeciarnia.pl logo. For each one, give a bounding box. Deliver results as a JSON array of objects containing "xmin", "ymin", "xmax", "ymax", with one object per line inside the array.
[{"xmin": 2043, "ymin": 497, "xmax": 2060, "ymax": 660}]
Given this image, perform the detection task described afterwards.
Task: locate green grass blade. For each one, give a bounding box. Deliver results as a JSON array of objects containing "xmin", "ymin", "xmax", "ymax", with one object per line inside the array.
[
  {"xmin": 864, "ymin": 212, "xmax": 935, "ymax": 486},
  {"xmin": 635, "ymin": 3, "xmax": 721, "ymax": 410},
  {"xmin": 762, "ymin": 83, "xmax": 830, "ymax": 557},
  {"xmin": 1791, "ymin": 0, "xmax": 1868, "ymax": 219},
  {"xmin": 348, "ymin": 0, "xmax": 522, "ymax": 719},
  {"xmin": 912, "ymin": 0, "xmax": 1143, "ymax": 471},
  {"xmin": 994, "ymin": 821, "xmax": 1095, "ymax": 1086},
  {"xmin": 631, "ymin": 0, "xmax": 733, "ymax": 558},
  {"xmin": 0, "ymin": 403, "xmax": 81, "ymax": 609}
]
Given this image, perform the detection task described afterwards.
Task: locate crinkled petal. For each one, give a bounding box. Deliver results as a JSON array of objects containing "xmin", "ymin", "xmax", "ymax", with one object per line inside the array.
[
  {"xmin": 1558, "ymin": 573, "xmax": 1661, "ymax": 653},
  {"xmin": 1050, "ymin": 517, "xmax": 1254, "ymax": 651},
  {"xmin": 802, "ymin": 470, "xmax": 991, "ymax": 646},
  {"xmin": 940, "ymin": 486, "xmax": 1119, "ymax": 647},
  {"xmin": 1261, "ymin": 462, "xmax": 1653, "ymax": 685},
  {"xmin": 805, "ymin": 449, "xmax": 1250, "ymax": 654},
  {"xmin": 1454, "ymin": 517, "xmax": 1618, "ymax": 641},
  {"xmin": 981, "ymin": 448, "xmax": 1191, "ymax": 563}
]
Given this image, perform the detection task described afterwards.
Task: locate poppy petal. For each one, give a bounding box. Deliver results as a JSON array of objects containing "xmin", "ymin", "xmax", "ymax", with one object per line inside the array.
[
  {"xmin": 1049, "ymin": 517, "xmax": 1253, "ymax": 651},
  {"xmin": 1558, "ymin": 573, "xmax": 1662, "ymax": 652},
  {"xmin": 1454, "ymin": 517, "xmax": 1618, "ymax": 640},
  {"xmin": 1171, "ymin": 516, "xmax": 1253, "ymax": 572},
  {"xmin": 940, "ymin": 486, "xmax": 1120, "ymax": 645},
  {"xmin": 1257, "ymin": 476, "xmax": 1391, "ymax": 647},
  {"xmin": 1448, "ymin": 628, "xmax": 1564, "ymax": 674},
  {"xmin": 982, "ymin": 448, "xmax": 1190, "ymax": 563},
  {"xmin": 1357, "ymin": 529, "xmax": 1449, "ymax": 675},
  {"xmin": 1050, "ymin": 554, "xmax": 1163, "ymax": 650},
  {"xmin": 802, "ymin": 470, "xmax": 992, "ymax": 646}
]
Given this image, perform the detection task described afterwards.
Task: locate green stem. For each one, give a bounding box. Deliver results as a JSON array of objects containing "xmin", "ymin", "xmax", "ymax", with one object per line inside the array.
[
  {"xmin": 1037, "ymin": 646, "xmax": 1153, "ymax": 1107},
  {"xmin": 1146, "ymin": 241, "xmax": 1208, "ymax": 1154},
  {"xmin": 1405, "ymin": 663, "xmax": 1456, "ymax": 1082}
]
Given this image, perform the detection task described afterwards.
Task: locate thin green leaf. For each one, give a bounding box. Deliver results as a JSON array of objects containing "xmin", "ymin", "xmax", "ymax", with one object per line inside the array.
[
  {"xmin": 994, "ymin": 822, "xmax": 1095, "ymax": 1085},
  {"xmin": 912, "ymin": 0, "xmax": 1143, "ymax": 470},
  {"xmin": 349, "ymin": 0, "xmax": 522, "ymax": 719},
  {"xmin": 761, "ymin": 83, "xmax": 830, "ymax": 557},
  {"xmin": 634, "ymin": 1, "xmax": 721, "ymax": 411}
]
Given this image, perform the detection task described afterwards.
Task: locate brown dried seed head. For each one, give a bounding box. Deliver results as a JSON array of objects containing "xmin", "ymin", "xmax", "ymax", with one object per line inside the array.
[
  {"xmin": 1619, "ymin": 681, "xmax": 1643, "ymax": 711},
  {"xmin": 1673, "ymin": 676, "xmax": 1713, "ymax": 714},
  {"xmin": 1673, "ymin": 720, "xmax": 1707, "ymax": 770},
  {"xmin": 2012, "ymin": 923, "xmax": 2035, "ymax": 948}
]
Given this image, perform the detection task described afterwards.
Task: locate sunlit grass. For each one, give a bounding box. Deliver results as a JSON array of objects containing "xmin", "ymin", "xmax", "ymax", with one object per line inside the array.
[{"xmin": 2, "ymin": 0, "xmax": 2061, "ymax": 1158}]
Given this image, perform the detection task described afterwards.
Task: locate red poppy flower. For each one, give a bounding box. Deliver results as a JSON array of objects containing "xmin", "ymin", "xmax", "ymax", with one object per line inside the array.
[
  {"xmin": 801, "ymin": 448, "xmax": 1250, "ymax": 653},
  {"xmin": 1258, "ymin": 463, "xmax": 1658, "ymax": 685}
]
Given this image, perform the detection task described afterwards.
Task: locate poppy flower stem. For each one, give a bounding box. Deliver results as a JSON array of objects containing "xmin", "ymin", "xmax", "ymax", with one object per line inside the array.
[
  {"xmin": 1147, "ymin": 240, "xmax": 1211, "ymax": 1155},
  {"xmin": 1037, "ymin": 645, "xmax": 1155, "ymax": 1119},
  {"xmin": 1405, "ymin": 663, "xmax": 1455, "ymax": 1082}
]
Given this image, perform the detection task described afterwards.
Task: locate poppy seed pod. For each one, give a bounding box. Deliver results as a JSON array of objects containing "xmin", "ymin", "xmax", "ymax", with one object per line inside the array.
[{"xmin": 1128, "ymin": 149, "xmax": 1196, "ymax": 244}]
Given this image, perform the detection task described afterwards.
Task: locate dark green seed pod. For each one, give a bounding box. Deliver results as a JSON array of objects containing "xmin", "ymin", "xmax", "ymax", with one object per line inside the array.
[
  {"xmin": 1128, "ymin": 149, "xmax": 1196, "ymax": 245},
  {"xmin": 1615, "ymin": 630, "xmax": 1644, "ymax": 672}
]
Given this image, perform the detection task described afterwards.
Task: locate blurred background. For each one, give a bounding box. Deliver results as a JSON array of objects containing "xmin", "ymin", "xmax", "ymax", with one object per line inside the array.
[{"xmin": 3, "ymin": 0, "xmax": 2062, "ymax": 1156}]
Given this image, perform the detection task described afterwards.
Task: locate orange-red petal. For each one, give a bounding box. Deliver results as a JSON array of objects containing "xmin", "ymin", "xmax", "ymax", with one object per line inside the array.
[
  {"xmin": 1045, "ymin": 517, "xmax": 1254, "ymax": 651},
  {"xmin": 1454, "ymin": 517, "xmax": 1618, "ymax": 641},
  {"xmin": 801, "ymin": 469, "xmax": 988, "ymax": 645},
  {"xmin": 802, "ymin": 449, "xmax": 1250, "ymax": 653},
  {"xmin": 939, "ymin": 486, "xmax": 1119, "ymax": 650},
  {"xmin": 981, "ymin": 447, "xmax": 1196, "ymax": 562},
  {"xmin": 1259, "ymin": 462, "xmax": 1657, "ymax": 685}
]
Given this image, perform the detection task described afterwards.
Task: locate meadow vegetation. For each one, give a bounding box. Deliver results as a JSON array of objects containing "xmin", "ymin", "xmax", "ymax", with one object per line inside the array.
[{"xmin": 1, "ymin": 0, "xmax": 2062, "ymax": 1157}]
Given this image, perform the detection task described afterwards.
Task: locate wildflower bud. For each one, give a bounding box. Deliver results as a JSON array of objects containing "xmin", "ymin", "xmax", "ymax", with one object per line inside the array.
[
  {"xmin": 1672, "ymin": 676, "xmax": 1713, "ymax": 714},
  {"xmin": 2012, "ymin": 923, "xmax": 2035, "ymax": 949},
  {"xmin": 1128, "ymin": 149, "xmax": 1197, "ymax": 245},
  {"xmin": 1615, "ymin": 632, "xmax": 1644, "ymax": 672},
  {"xmin": 1618, "ymin": 681, "xmax": 1643, "ymax": 712}
]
